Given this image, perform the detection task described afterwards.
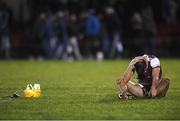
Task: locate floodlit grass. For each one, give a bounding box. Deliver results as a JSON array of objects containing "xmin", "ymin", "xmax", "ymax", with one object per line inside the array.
[{"xmin": 0, "ymin": 59, "xmax": 180, "ymax": 120}]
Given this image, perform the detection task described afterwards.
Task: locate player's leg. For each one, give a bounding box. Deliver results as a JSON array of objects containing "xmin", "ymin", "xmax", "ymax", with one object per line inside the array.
[
  {"xmin": 156, "ymin": 77, "xmax": 170, "ymax": 97},
  {"xmin": 126, "ymin": 81, "xmax": 144, "ymax": 98},
  {"xmin": 116, "ymin": 79, "xmax": 144, "ymax": 98}
]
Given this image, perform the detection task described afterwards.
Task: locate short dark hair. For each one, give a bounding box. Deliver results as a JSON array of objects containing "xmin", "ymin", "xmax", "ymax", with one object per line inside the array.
[{"xmin": 134, "ymin": 60, "xmax": 146, "ymax": 75}]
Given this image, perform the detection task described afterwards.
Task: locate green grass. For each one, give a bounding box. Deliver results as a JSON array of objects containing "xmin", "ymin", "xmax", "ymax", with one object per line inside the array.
[{"xmin": 0, "ymin": 59, "xmax": 180, "ymax": 120}]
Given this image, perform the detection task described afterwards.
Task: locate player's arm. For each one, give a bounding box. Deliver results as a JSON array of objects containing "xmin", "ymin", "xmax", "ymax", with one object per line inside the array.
[
  {"xmin": 150, "ymin": 67, "xmax": 161, "ymax": 97},
  {"xmin": 149, "ymin": 57, "xmax": 161, "ymax": 97},
  {"xmin": 119, "ymin": 65, "xmax": 134, "ymax": 91},
  {"xmin": 118, "ymin": 58, "xmax": 138, "ymax": 96}
]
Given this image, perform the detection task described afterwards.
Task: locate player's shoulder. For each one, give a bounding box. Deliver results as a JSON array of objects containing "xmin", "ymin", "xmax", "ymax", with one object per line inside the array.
[{"xmin": 143, "ymin": 54, "xmax": 160, "ymax": 68}]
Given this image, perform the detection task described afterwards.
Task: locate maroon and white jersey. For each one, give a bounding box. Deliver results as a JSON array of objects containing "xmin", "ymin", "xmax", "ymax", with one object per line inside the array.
[{"xmin": 135, "ymin": 55, "xmax": 162, "ymax": 86}]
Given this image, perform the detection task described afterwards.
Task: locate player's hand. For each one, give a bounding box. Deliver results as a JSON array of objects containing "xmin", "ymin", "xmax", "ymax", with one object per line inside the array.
[
  {"xmin": 150, "ymin": 88, "xmax": 157, "ymax": 97},
  {"xmin": 129, "ymin": 57, "xmax": 140, "ymax": 66},
  {"xmin": 118, "ymin": 93, "xmax": 128, "ymax": 99},
  {"xmin": 118, "ymin": 90, "xmax": 128, "ymax": 99}
]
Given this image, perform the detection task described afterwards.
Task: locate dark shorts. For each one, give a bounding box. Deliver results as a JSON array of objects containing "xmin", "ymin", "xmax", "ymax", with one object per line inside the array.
[
  {"xmin": 143, "ymin": 84, "xmax": 151, "ymax": 92},
  {"xmin": 140, "ymin": 84, "xmax": 151, "ymax": 98}
]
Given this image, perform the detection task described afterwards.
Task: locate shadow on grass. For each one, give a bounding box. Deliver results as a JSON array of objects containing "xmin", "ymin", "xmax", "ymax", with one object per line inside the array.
[
  {"xmin": 97, "ymin": 94, "xmax": 129, "ymax": 103},
  {"xmin": 97, "ymin": 93, "xmax": 167, "ymax": 104}
]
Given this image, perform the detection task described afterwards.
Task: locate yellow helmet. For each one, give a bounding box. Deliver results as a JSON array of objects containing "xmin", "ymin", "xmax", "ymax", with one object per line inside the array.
[
  {"xmin": 23, "ymin": 89, "xmax": 34, "ymax": 98},
  {"xmin": 33, "ymin": 90, "xmax": 41, "ymax": 98},
  {"xmin": 23, "ymin": 84, "xmax": 41, "ymax": 98}
]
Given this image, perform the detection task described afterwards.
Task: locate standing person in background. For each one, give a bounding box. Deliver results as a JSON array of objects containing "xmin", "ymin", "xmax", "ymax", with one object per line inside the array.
[
  {"xmin": 55, "ymin": 11, "xmax": 69, "ymax": 60},
  {"xmin": 84, "ymin": 9, "xmax": 101, "ymax": 59},
  {"xmin": 0, "ymin": 1, "xmax": 13, "ymax": 59},
  {"xmin": 142, "ymin": 6, "xmax": 156, "ymax": 54},
  {"xmin": 109, "ymin": 32, "xmax": 123, "ymax": 58},
  {"xmin": 129, "ymin": 12, "xmax": 145, "ymax": 56},
  {"xmin": 41, "ymin": 10, "xmax": 56, "ymax": 59},
  {"xmin": 67, "ymin": 13, "xmax": 82, "ymax": 60},
  {"xmin": 103, "ymin": 7, "xmax": 123, "ymax": 59},
  {"xmin": 162, "ymin": 0, "xmax": 178, "ymax": 24}
]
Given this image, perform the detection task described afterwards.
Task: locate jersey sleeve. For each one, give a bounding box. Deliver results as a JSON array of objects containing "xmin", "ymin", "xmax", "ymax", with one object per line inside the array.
[{"xmin": 150, "ymin": 57, "xmax": 160, "ymax": 68}]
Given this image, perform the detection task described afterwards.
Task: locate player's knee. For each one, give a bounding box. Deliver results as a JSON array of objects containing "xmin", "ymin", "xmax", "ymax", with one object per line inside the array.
[
  {"xmin": 164, "ymin": 77, "xmax": 170, "ymax": 86},
  {"xmin": 117, "ymin": 77, "xmax": 127, "ymax": 86},
  {"xmin": 116, "ymin": 77, "xmax": 122, "ymax": 85},
  {"xmin": 160, "ymin": 77, "xmax": 170, "ymax": 97}
]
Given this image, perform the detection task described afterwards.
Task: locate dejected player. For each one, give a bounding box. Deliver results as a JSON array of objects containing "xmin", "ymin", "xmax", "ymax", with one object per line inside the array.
[{"xmin": 116, "ymin": 54, "xmax": 170, "ymax": 99}]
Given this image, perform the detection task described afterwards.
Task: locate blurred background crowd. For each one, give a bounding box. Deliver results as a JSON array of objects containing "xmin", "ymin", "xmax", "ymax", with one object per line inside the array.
[{"xmin": 0, "ymin": 0, "xmax": 180, "ymax": 60}]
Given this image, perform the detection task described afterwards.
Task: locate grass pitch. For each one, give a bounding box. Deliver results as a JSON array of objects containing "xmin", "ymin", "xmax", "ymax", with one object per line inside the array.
[{"xmin": 0, "ymin": 59, "xmax": 180, "ymax": 120}]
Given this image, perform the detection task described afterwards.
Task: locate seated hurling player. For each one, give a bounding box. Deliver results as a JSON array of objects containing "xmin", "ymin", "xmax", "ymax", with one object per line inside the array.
[{"xmin": 116, "ymin": 54, "xmax": 170, "ymax": 99}]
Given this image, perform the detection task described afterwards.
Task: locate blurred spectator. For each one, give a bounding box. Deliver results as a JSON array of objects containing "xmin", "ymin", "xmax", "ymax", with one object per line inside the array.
[
  {"xmin": 84, "ymin": 9, "xmax": 101, "ymax": 59},
  {"xmin": 67, "ymin": 13, "xmax": 82, "ymax": 60},
  {"xmin": 103, "ymin": 7, "xmax": 123, "ymax": 58},
  {"xmin": 129, "ymin": 12, "xmax": 145, "ymax": 56},
  {"xmin": 162, "ymin": 0, "xmax": 178, "ymax": 24},
  {"xmin": 0, "ymin": 0, "xmax": 13, "ymax": 59},
  {"xmin": 142, "ymin": 6, "xmax": 156, "ymax": 54},
  {"xmin": 30, "ymin": 14, "xmax": 45, "ymax": 58},
  {"xmin": 55, "ymin": 10, "xmax": 69, "ymax": 60},
  {"xmin": 109, "ymin": 32, "xmax": 123, "ymax": 58},
  {"xmin": 41, "ymin": 10, "xmax": 56, "ymax": 59}
]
